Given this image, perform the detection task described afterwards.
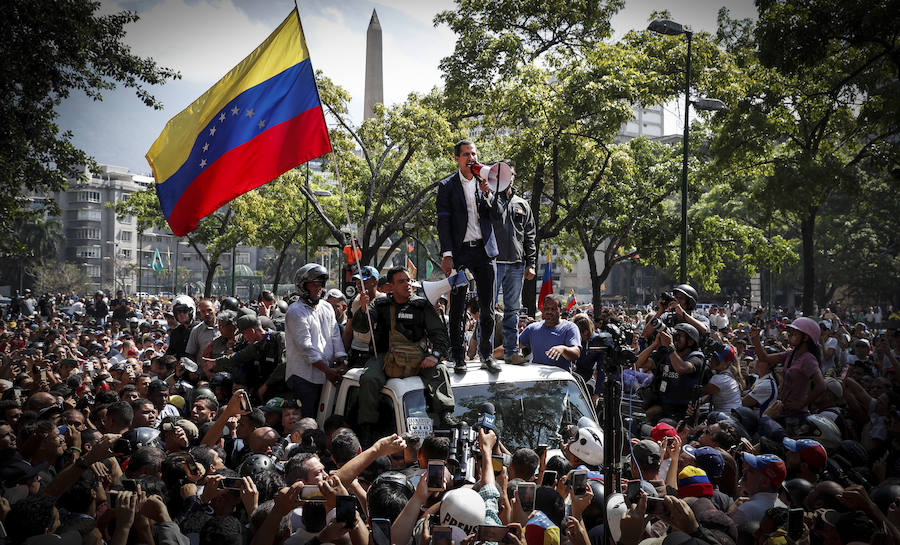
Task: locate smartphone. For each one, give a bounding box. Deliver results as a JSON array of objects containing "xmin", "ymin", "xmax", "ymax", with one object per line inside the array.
[
  {"xmin": 788, "ymin": 508, "xmax": 804, "ymax": 539},
  {"xmin": 517, "ymin": 482, "xmax": 536, "ymax": 512},
  {"xmin": 112, "ymin": 438, "xmax": 131, "ymax": 455},
  {"xmin": 426, "ymin": 460, "xmax": 445, "ymax": 492},
  {"xmin": 300, "ymin": 484, "xmax": 324, "ymax": 502},
  {"xmin": 625, "ymin": 480, "xmax": 642, "ymax": 506},
  {"xmin": 240, "ymin": 391, "xmax": 252, "ymax": 412},
  {"xmin": 121, "ymin": 478, "xmax": 138, "ymax": 492},
  {"xmin": 219, "ymin": 477, "xmax": 243, "ymax": 490},
  {"xmin": 477, "ymin": 525, "xmax": 509, "ymax": 541},
  {"xmin": 571, "ymin": 469, "xmax": 588, "ymax": 497},
  {"xmin": 536, "ymin": 443, "xmax": 549, "ymax": 456},
  {"xmin": 432, "ymin": 526, "xmax": 453, "ymax": 545},
  {"xmin": 39, "ymin": 368, "xmax": 47, "ymax": 382},
  {"xmin": 646, "ymin": 496, "xmax": 669, "ymax": 517},
  {"xmin": 371, "ymin": 518, "xmax": 392, "ymax": 545},
  {"xmin": 541, "ymin": 470, "xmax": 557, "ymax": 487},
  {"xmin": 840, "ymin": 365, "xmax": 850, "ymax": 382},
  {"xmin": 428, "ymin": 512, "xmax": 441, "ymax": 528},
  {"xmin": 492, "ymin": 455, "xmax": 505, "ymax": 473},
  {"xmin": 335, "ymin": 495, "xmax": 356, "ymax": 527}
]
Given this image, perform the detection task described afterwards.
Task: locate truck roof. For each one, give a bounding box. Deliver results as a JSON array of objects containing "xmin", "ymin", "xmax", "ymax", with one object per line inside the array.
[{"xmin": 340, "ymin": 361, "xmax": 580, "ymax": 396}]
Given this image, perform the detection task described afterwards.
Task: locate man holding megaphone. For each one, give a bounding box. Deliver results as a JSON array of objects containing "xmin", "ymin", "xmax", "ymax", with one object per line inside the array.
[{"xmin": 436, "ymin": 139, "xmax": 502, "ymax": 374}]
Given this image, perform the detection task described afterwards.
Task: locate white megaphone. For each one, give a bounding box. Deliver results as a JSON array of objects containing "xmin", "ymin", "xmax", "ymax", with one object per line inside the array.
[
  {"xmin": 422, "ymin": 269, "xmax": 473, "ymax": 306},
  {"xmin": 469, "ymin": 162, "xmax": 513, "ymax": 193}
]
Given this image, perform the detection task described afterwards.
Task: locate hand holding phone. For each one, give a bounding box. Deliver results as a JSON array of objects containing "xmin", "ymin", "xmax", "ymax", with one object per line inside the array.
[
  {"xmin": 517, "ymin": 482, "xmax": 536, "ymax": 512},
  {"xmin": 335, "ymin": 495, "xmax": 356, "ymax": 528},
  {"xmin": 571, "ymin": 469, "xmax": 588, "ymax": 497},
  {"xmin": 427, "ymin": 460, "xmax": 445, "ymax": 492}
]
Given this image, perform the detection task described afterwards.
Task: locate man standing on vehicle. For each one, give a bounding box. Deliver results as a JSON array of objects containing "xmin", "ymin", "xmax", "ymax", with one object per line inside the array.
[
  {"xmin": 285, "ymin": 263, "xmax": 347, "ymax": 419},
  {"xmin": 354, "ymin": 266, "xmax": 456, "ymax": 445},
  {"xmin": 489, "ymin": 160, "xmax": 536, "ymax": 364},
  {"xmin": 436, "ymin": 139, "xmax": 502, "ymax": 374},
  {"xmin": 517, "ymin": 294, "xmax": 581, "ymax": 370}
]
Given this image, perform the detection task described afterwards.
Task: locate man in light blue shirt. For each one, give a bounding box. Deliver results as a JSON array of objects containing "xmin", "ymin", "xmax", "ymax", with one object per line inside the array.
[{"xmin": 518, "ymin": 294, "xmax": 581, "ymax": 371}]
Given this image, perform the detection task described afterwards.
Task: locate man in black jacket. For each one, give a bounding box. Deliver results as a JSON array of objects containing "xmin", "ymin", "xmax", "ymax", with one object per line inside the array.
[{"xmin": 489, "ymin": 160, "xmax": 536, "ymax": 364}]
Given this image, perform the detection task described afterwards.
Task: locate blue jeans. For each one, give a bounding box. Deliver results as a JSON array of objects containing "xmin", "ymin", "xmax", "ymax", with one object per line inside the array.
[{"xmin": 494, "ymin": 262, "xmax": 525, "ymax": 356}]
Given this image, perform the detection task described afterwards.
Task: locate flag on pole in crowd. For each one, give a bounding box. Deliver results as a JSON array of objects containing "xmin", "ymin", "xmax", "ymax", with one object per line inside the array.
[
  {"xmin": 565, "ymin": 289, "xmax": 576, "ymax": 311},
  {"xmin": 151, "ymin": 249, "xmax": 164, "ymax": 274},
  {"xmin": 538, "ymin": 251, "xmax": 553, "ymax": 311},
  {"xmin": 407, "ymin": 241, "xmax": 415, "ymax": 253},
  {"xmin": 146, "ymin": 8, "xmax": 332, "ymax": 236},
  {"xmin": 425, "ymin": 260, "xmax": 433, "ymax": 279},
  {"xmin": 166, "ymin": 247, "xmax": 171, "ymax": 268},
  {"xmin": 406, "ymin": 257, "xmax": 417, "ymax": 280}
]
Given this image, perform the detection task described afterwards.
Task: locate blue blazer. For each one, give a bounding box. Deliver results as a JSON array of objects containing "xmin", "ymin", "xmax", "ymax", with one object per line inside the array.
[{"xmin": 436, "ymin": 171, "xmax": 500, "ymax": 263}]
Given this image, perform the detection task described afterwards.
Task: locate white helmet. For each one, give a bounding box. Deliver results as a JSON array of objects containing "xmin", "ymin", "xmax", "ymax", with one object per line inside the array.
[
  {"xmin": 606, "ymin": 493, "xmax": 628, "ymax": 543},
  {"xmin": 172, "ymin": 295, "xmax": 195, "ymax": 322},
  {"xmin": 801, "ymin": 414, "xmax": 841, "ymax": 450},
  {"xmin": 439, "ymin": 487, "xmax": 485, "ymax": 541},
  {"xmin": 567, "ymin": 418, "xmax": 604, "ymax": 466}
]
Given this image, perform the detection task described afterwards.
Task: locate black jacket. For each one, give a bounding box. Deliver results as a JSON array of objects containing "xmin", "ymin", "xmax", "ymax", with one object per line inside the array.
[{"xmin": 491, "ymin": 191, "xmax": 536, "ymax": 268}]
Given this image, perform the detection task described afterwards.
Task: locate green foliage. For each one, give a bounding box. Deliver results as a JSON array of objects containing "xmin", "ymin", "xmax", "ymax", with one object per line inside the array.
[
  {"xmin": 0, "ymin": 0, "xmax": 178, "ymax": 253},
  {"xmin": 28, "ymin": 258, "xmax": 91, "ymax": 295}
]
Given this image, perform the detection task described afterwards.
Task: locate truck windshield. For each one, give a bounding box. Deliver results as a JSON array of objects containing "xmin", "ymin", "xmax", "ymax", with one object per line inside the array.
[{"xmin": 403, "ymin": 379, "xmax": 595, "ymax": 451}]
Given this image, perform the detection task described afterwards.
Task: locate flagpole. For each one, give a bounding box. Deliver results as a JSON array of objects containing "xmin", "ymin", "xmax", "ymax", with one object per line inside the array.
[{"xmin": 293, "ymin": 1, "xmax": 377, "ymax": 359}]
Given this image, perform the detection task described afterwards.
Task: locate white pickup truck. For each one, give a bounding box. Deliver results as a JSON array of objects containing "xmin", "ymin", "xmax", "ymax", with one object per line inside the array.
[{"xmin": 315, "ymin": 360, "xmax": 600, "ymax": 451}]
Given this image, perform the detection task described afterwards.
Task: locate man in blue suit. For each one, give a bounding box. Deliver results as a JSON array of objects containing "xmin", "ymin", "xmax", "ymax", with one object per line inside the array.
[{"xmin": 436, "ymin": 139, "xmax": 502, "ymax": 374}]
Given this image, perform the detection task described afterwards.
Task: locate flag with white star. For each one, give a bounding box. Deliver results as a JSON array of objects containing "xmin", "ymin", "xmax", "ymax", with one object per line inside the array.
[{"xmin": 147, "ymin": 8, "xmax": 332, "ymax": 236}]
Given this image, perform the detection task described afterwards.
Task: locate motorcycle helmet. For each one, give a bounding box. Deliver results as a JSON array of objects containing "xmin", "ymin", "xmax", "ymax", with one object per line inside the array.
[
  {"xmin": 239, "ymin": 454, "xmax": 275, "ymax": 477},
  {"xmin": 172, "ymin": 295, "xmax": 196, "ymax": 322},
  {"xmin": 294, "ymin": 263, "xmax": 328, "ymax": 306},
  {"xmin": 220, "ymin": 296, "xmax": 240, "ymax": 312},
  {"xmin": 800, "ymin": 414, "xmax": 841, "ymax": 449},
  {"xmin": 786, "ymin": 317, "xmax": 821, "ymax": 344},
  {"xmin": 673, "ymin": 323, "xmax": 700, "ymax": 347},
  {"xmin": 567, "ymin": 418, "xmax": 604, "ymax": 467},
  {"xmin": 672, "ymin": 284, "xmax": 698, "ymax": 311}
]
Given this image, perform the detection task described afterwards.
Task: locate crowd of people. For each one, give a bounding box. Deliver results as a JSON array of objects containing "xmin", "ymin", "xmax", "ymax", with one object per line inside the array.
[
  {"xmin": 0, "ymin": 136, "xmax": 897, "ymax": 545},
  {"xmin": 0, "ymin": 276, "xmax": 897, "ymax": 545}
]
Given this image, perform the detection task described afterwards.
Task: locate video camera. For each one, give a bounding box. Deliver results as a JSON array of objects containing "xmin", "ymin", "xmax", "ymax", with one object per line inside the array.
[
  {"xmin": 438, "ymin": 402, "xmax": 497, "ymax": 486},
  {"xmin": 590, "ymin": 322, "xmax": 637, "ymax": 371}
]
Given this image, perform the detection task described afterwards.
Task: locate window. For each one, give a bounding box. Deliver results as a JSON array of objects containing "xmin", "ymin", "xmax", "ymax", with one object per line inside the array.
[
  {"xmin": 118, "ymin": 231, "xmax": 132, "ymax": 242},
  {"xmin": 69, "ymin": 228, "xmax": 101, "ymax": 240},
  {"xmin": 70, "ymin": 209, "xmax": 102, "ymax": 221},
  {"xmin": 85, "ymin": 265, "xmax": 101, "ymax": 278},
  {"xmin": 236, "ymin": 252, "xmax": 250, "ymax": 265},
  {"xmin": 75, "ymin": 246, "xmax": 100, "ymax": 259},
  {"xmin": 119, "ymin": 216, "xmax": 132, "ymax": 224},
  {"xmin": 120, "ymin": 249, "xmax": 132, "ymax": 259},
  {"xmin": 75, "ymin": 191, "xmax": 101, "ymax": 203}
]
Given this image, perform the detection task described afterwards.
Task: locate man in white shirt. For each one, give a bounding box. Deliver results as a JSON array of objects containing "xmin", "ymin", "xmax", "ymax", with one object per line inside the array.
[
  {"xmin": 729, "ymin": 453, "xmax": 787, "ymax": 525},
  {"xmin": 285, "ymin": 263, "xmax": 347, "ymax": 418}
]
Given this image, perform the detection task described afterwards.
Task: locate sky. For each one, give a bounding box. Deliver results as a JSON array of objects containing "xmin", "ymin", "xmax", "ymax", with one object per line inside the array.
[{"xmin": 57, "ymin": 0, "xmax": 758, "ymax": 175}]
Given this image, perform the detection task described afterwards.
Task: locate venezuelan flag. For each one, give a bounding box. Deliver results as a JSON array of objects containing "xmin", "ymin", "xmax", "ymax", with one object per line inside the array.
[
  {"xmin": 538, "ymin": 251, "xmax": 553, "ymax": 311},
  {"xmin": 565, "ymin": 289, "xmax": 576, "ymax": 311},
  {"xmin": 147, "ymin": 9, "xmax": 331, "ymax": 236}
]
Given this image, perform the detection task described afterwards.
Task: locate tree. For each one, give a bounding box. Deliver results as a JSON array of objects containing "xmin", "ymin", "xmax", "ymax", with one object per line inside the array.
[
  {"xmin": 28, "ymin": 259, "xmax": 91, "ymax": 295},
  {"xmin": 0, "ymin": 0, "xmax": 178, "ymax": 252},
  {"xmin": 306, "ymin": 76, "xmax": 454, "ymax": 270},
  {"xmin": 231, "ymin": 169, "xmax": 345, "ymax": 294},
  {"xmin": 703, "ymin": 9, "xmax": 884, "ymax": 314},
  {"xmin": 115, "ymin": 187, "xmax": 241, "ymax": 298}
]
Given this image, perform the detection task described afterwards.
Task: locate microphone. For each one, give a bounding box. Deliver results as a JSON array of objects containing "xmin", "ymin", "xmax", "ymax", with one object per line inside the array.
[{"xmin": 476, "ymin": 402, "xmax": 496, "ymax": 432}]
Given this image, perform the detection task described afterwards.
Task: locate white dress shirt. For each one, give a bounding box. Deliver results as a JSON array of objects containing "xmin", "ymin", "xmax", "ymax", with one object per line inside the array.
[
  {"xmin": 285, "ymin": 299, "xmax": 346, "ymax": 384},
  {"xmin": 730, "ymin": 492, "xmax": 786, "ymax": 526}
]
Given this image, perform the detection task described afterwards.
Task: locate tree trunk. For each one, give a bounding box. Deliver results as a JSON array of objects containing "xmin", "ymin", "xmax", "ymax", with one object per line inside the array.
[
  {"xmin": 203, "ymin": 260, "xmax": 219, "ymax": 298},
  {"xmin": 523, "ymin": 161, "xmax": 546, "ymax": 316},
  {"xmin": 272, "ymin": 240, "xmax": 291, "ymax": 295},
  {"xmin": 800, "ymin": 206, "xmax": 817, "ymax": 316}
]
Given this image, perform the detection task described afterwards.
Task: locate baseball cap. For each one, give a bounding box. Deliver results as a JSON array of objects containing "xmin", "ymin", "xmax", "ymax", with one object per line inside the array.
[
  {"xmin": 682, "ymin": 445, "xmax": 725, "ymax": 478},
  {"xmin": 822, "ymin": 510, "xmax": 877, "ymax": 544},
  {"xmin": 651, "ymin": 422, "xmax": 677, "ymax": 442},
  {"xmin": 741, "ymin": 452, "xmax": 786, "ymax": 487},
  {"xmin": 783, "ymin": 437, "xmax": 827, "ymax": 469},
  {"xmin": 325, "ymin": 289, "xmax": 346, "ymax": 301},
  {"xmin": 236, "ymin": 314, "xmax": 261, "ymax": 332},
  {"xmin": 352, "ymin": 266, "xmax": 380, "ymax": 281},
  {"xmin": 677, "ymin": 466, "xmax": 714, "ymax": 498},
  {"xmin": 631, "ymin": 439, "xmax": 661, "ymax": 468},
  {"xmin": 260, "ymin": 397, "xmax": 287, "ymax": 413}
]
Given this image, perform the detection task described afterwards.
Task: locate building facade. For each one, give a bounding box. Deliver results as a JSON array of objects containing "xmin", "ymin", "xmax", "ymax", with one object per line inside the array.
[{"xmin": 56, "ymin": 164, "xmax": 261, "ymax": 298}]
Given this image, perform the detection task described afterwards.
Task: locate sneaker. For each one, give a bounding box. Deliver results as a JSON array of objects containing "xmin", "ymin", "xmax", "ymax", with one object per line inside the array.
[
  {"xmin": 480, "ymin": 356, "xmax": 501, "ymax": 374},
  {"xmin": 505, "ymin": 353, "xmax": 528, "ymax": 365},
  {"xmin": 453, "ymin": 360, "xmax": 467, "ymax": 374}
]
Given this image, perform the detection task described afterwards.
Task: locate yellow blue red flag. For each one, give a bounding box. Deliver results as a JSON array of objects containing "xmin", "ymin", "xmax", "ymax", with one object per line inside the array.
[{"xmin": 146, "ymin": 9, "xmax": 331, "ymax": 236}]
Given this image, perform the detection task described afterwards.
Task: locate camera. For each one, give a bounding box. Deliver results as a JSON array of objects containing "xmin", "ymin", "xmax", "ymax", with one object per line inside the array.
[{"xmin": 658, "ymin": 292, "xmax": 676, "ymax": 307}]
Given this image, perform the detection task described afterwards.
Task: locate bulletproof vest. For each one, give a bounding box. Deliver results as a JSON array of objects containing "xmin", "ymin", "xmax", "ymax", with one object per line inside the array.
[{"xmin": 658, "ymin": 349, "xmax": 705, "ymax": 406}]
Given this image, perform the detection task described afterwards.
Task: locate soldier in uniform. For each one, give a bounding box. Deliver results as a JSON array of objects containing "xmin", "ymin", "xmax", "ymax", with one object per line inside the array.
[
  {"xmin": 354, "ymin": 265, "xmax": 457, "ymax": 445},
  {"xmin": 204, "ymin": 313, "xmax": 287, "ymax": 403}
]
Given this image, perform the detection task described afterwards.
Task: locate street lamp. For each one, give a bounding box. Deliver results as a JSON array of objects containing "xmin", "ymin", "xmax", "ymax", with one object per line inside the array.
[
  {"xmin": 304, "ymin": 182, "xmax": 333, "ymax": 263},
  {"xmin": 648, "ymin": 19, "xmax": 726, "ymax": 283}
]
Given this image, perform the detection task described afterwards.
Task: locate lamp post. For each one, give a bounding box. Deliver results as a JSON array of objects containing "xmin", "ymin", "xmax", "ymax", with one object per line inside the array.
[{"xmin": 648, "ymin": 19, "xmax": 725, "ymax": 283}]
